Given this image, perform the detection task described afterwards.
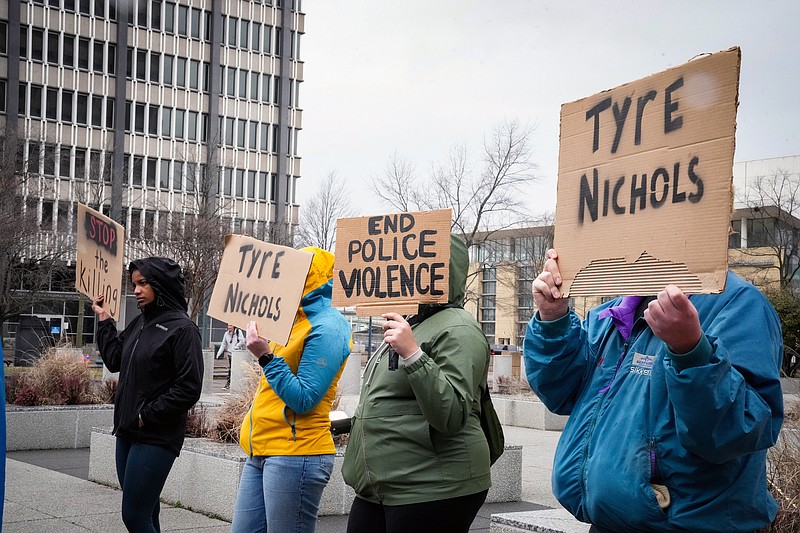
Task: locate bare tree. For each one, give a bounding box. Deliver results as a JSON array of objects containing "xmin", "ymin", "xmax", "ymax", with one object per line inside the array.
[
  {"xmin": 0, "ymin": 126, "xmax": 71, "ymax": 331},
  {"xmin": 295, "ymin": 171, "xmax": 355, "ymax": 251},
  {"xmin": 370, "ymin": 119, "xmax": 538, "ymax": 248},
  {"xmin": 736, "ymin": 169, "xmax": 800, "ymax": 289}
]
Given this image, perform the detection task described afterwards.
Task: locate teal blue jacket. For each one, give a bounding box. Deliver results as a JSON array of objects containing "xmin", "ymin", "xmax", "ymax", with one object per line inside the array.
[{"xmin": 524, "ymin": 272, "xmax": 783, "ymax": 532}]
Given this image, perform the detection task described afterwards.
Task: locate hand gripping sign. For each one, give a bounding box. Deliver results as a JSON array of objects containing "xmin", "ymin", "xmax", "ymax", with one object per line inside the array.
[
  {"xmin": 75, "ymin": 204, "xmax": 125, "ymax": 320},
  {"xmin": 333, "ymin": 209, "xmax": 451, "ymax": 316},
  {"xmin": 207, "ymin": 235, "xmax": 313, "ymax": 346}
]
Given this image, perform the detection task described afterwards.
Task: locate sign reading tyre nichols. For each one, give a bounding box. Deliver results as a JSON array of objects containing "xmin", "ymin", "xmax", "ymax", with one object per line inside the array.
[
  {"xmin": 75, "ymin": 204, "xmax": 125, "ymax": 320},
  {"xmin": 554, "ymin": 47, "xmax": 740, "ymax": 297},
  {"xmin": 333, "ymin": 209, "xmax": 451, "ymax": 316},
  {"xmin": 207, "ymin": 235, "xmax": 313, "ymax": 346}
]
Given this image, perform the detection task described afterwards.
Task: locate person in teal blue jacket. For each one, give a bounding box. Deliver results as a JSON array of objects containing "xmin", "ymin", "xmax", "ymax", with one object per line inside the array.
[{"xmin": 524, "ymin": 249, "xmax": 783, "ymax": 533}]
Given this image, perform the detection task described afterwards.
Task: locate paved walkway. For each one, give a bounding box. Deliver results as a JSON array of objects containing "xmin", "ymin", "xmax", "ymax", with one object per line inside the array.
[{"xmin": 4, "ymin": 425, "xmax": 561, "ymax": 532}]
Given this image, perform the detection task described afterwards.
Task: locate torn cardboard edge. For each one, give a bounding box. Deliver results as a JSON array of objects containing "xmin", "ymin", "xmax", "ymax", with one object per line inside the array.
[{"xmin": 564, "ymin": 252, "xmax": 728, "ymax": 296}]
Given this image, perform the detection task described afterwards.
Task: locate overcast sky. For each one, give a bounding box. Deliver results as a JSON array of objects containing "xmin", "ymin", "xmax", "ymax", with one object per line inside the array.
[{"xmin": 297, "ymin": 0, "xmax": 800, "ymax": 218}]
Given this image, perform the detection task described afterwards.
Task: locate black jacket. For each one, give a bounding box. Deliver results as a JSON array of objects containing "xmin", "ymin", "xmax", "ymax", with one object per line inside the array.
[{"xmin": 97, "ymin": 257, "xmax": 203, "ymax": 456}]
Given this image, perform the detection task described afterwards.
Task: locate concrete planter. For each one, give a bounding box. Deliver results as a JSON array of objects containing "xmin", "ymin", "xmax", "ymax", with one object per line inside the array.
[
  {"xmin": 89, "ymin": 429, "xmax": 522, "ymax": 519},
  {"xmin": 5, "ymin": 404, "xmax": 114, "ymax": 451},
  {"xmin": 492, "ymin": 396, "xmax": 569, "ymax": 431}
]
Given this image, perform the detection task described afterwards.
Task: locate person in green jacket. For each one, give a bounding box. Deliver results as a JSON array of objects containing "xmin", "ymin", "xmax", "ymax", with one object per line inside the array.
[{"xmin": 342, "ymin": 234, "xmax": 492, "ymax": 533}]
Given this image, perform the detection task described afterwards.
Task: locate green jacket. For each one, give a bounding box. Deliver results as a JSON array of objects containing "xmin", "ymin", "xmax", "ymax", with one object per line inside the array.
[{"xmin": 342, "ymin": 235, "xmax": 492, "ymax": 505}]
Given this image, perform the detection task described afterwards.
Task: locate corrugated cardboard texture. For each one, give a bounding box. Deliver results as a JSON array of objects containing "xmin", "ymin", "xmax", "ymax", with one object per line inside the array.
[
  {"xmin": 333, "ymin": 209, "xmax": 452, "ymax": 316},
  {"xmin": 207, "ymin": 235, "xmax": 313, "ymax": 346},
  {"xmin": 554, "ymin": 47, "xmax": 740, "ymax": 296},
  {"xmin": 75, "ymin": 203, "xmax": 126, "ymax": 320}
]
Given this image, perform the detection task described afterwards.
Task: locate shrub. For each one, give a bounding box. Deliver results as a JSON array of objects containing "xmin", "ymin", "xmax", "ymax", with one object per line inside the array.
[
  {"xmin": 6, "ymin": 347, "xmax": 114, "ymax": 405},
  {"xmin": 207, "ymin": 363, "xmax": 261, "ymax": 444},
  {"xmin": 764, "ymin": 399, "xmax": 800, "ymax": 532}
]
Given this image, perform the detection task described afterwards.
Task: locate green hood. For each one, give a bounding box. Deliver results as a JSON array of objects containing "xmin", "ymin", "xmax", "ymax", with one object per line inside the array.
[{"xmin": 447, "ymin": 234, "xmax": 468, "ymax": 306}]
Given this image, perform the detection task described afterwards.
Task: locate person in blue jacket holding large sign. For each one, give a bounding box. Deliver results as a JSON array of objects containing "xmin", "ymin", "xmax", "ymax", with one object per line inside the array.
[{"xmin": 524, "ymin": 249, "xmax": 783, "ymax": 532}]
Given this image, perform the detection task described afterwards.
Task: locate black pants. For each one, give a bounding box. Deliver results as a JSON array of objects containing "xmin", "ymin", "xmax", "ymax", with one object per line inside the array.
[{"xmin": 345, "ymin": 490, "xmax": 488, "ymax": 533}]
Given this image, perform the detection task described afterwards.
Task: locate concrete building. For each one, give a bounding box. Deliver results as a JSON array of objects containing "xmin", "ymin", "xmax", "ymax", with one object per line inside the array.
[{"xmin": 1, "ymin": 0, "xmax": 304, "ymax": 345}]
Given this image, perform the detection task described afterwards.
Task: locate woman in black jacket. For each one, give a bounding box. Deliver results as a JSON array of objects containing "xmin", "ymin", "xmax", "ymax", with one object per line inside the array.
[{"xmin": 93, "ymin": 257, "xmax": 203, "ymax": 532}]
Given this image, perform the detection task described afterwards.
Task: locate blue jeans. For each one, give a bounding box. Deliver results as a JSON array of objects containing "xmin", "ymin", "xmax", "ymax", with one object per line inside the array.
[
  {"xmin": 115, "ymin": 438, "xmax": 177, "ymax": 533},
  {"xmin": 232, "ymin": 454, "xmax": 335, "ymax": 533}
]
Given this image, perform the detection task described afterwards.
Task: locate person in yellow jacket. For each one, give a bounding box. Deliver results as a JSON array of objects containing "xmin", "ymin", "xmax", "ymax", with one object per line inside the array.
[{"xmin": 231, "ymin": 247, "xmax": 351, "ymax": 533}]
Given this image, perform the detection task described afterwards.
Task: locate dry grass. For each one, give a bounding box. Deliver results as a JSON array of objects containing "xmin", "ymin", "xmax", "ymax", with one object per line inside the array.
[
  {"xmin": 207, "ymin": 362, "xmax": 261, "ymax": 444},
  {"xmin": 5, "ymin": 348, "xmax": 115, "ymax": 406},
  {"xmin": 764, "ymin": 398, "xmax": 800, "ymax": 532}
]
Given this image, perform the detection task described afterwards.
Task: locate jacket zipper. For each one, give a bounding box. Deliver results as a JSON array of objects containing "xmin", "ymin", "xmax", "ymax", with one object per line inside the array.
[{"xmin": 579, "ymin": 340, "xmax": 629, "ymax": 522}]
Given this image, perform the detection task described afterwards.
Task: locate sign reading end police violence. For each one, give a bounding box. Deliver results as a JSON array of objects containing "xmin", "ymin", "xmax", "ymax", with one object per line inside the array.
[
  {"xmin": 207, "ymin": 235, "xmax": 313, "ymax": 346},
  {"xmin": 554, "ymin": 47, "xmax": 740, "ymax": 297},
  {"xmin": 75, "ymin": 204, "xmax": 125, "ymax": 320},
  {"xmin": 333, "ymin": 209, "xmax": 451, "ymax": 316}
]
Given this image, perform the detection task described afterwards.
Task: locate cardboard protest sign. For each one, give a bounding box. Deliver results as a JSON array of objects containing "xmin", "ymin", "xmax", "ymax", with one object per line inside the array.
[
  {"xmin": 207, "ymin": 235, "xmax": 313, "ymax": 346},
  {"xmin": 333, "ymin": 209, "xmax": 451, "ymax": 316},
  {"xmin": 75, "ymin": 204, "xmax": 126, "ymax": 320},
  {"xmin": 554, "ymin": 47, "xmax": 740, "ymax": 297}
]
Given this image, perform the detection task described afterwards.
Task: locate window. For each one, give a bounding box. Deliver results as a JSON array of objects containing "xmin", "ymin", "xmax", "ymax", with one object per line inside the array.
[
  {"xmin": 61, "ymin": 90, "xmax": 73, "ymax": 122},
  {"xmin": 46, "ymin": 88, "xmax": 58, "ymax": 120},
  {"xmin": 75, "ymin": 148, "xmax": 86, "ymax": 180},
  {"xmin": 106, "ymin": 97, "xmax": 114, "ymax": 128},
  {"xmin": 124, "ymin": 101, "xmax": 131, "ymax": 131},
  {"xmin": 238, "ymin": 70, "xmax": 249, "ymax": 99},
  {"xmin": 224, "ymin": 117, "xmax": 234, "ymax": 146},
  {"xmin": 88, "ymin": 150, "xmax": 102, "ymax": 181},
  {"xmin": 273, "ymin": 76, "xmax": 281, "ymax": 105},
  {"xmin": 236, "ymin": 169, "xmax": 245, "ymax": 197},
  {"xmin": 78, "ymin": 38, "xmax": 90, "ymax": 70},
  {"xmin": 258, "ymin": 172, "xmax": 267, "ymax": 200},
  {"xmin": 136, "ymin": 49, "xmax": 147, "ymax": 80},
  {"xmin": 239, "ymin": 20, "xmax": 249, "ymax": 48},
  {"xmin": 59, "ymin": 147, "xmax": 71, "ymax": 178},
  {"xmin": 0, "ymin": 81, "xmax": 7, "ymax": 113},
  {"xmin": 200, "ymin": 113, "xmax": 208, "ymax": 142},
  {"xmin": 252, "ymin": 24, "xmax": 260, "ymax": 53},
  {"xmin": 260, "ymin": 123, "xmax": 269, "ymax": 151},
  {"xmin": 174, "ymin": 109, "xmax": 185, "ymax": 138},
  {"xmin": 186, "ymin": 163, "xmax": 196, "ymax": 192},
  {"xmin": 202, "ymin": 62, "xmax": 210, "ymax": 92},
  {"xmin": 190, "ymin": 8, "xmax": 201, "ymax": 39},
  {"xmin": 177, "ymin": 5, "xmax": 188, "ymax": 36},
  {"xmin": 20, "ymin": 25, "xmax": 28, "ymax": 59},
  {"xmin": 222, "ymin": 168, "xmax": 232, "ymax": 195},
  {"xmin": 89, "ymin": 41, "xmax": 102, "ymax": 72},
  {"xmin": 126, "ymin": 47, "xmax": 133, "ymax": 78},
  {"xmin": 271, "ymin": 124, "xmax": 278, "ymax": 153},
  {"xmin": 148, "ymin": 105, "xmax": 158, "ymax": 135},
  {"xmin": 189, "ymin": 59, "xmax": 199, "ymax": 90},
  {"xmin": 137, "ymin": 0, "xmax": 148, "ymax": 27},
  {"xmin": 262, "ymin": 74, "xmax": 270, "ymax": 103},
  {"xmin": 107, "ymin": 44, "xmax": 116, "ymax": 74},
  {"xmin": 248, "ymin": 121, "xmax": 257, "ymax": 150},
  {"xmin": 236, "ymin": 119, "xmax": 246, "ymax": 148},
  {"xmin": 187, "ymin": 111, "xmax": 197, "ymax": 140},
  {"xmin": 263, "ymin": 25, "xmax": 272, "ymax": 54},
  {"xmin": 94, "ymin": 0, "xmax": 105, "ymax": 18},
  {"xmin": 250, "ymin": 72, "xmax": 259, "ymax": 100},
  {"xmin": 132, "ymin": 156, "xmax": 143, "ymax": 186},
  {"xmin": 247, "ymin": 171, "xmax": 257, "ymax": 199},
  {"xmin": 159, "ymin": 159, "xmax": 170, "ymax": 188},
  {"xmin": 164, "ymin": 2, "xmax": 175, "ymax": 33},
  {"xmin": 17, "ymin": 83, "xmax": 25, "ymax": 116},
  {"xmin": 130, "ymin": 209, "xmax": 142, "ymax": 238},
  {"xmin": 44, "ymin": 144, "xmax": 57, "ymax": 176},
  {"xmin": 274, "ymin": 27, "xmax": 281, "ymax": 56},
  {"xmin": 76, "ymin": 93, "xmax": 88, "ymax": 124},
  {"xmin": 152, "ymin": 1, "xmax": 162, "ymax": 30},
  {"xmin": 32, "ymin": 29, "xmax": 44, "ymax": 61},
  {"xmin": 227, "ymin": 17, "xmax": 237, "ymax": 47},
  {"xmin": 226, "ymin": 68, "xmax": 236, "ymax": 96},
  {"xmin": 134, "ymin": 103, "xmax": 145, "ymax": 133},
  {"xmin": 172, "ymin": 161, "xmax": 182, "ymax": 190},
  {"xmin": 163, "ymin": 55, "xmax": 174, "ymax": 85},
  {"xmin": 144, "ymin": 210, "xmax": 155, "ymax": 238},
  {"xmin": 146, "ymin": 159, "xmax": 156, "ymax": 187},
  {"xmin": 161, "ymin": 107, "xmax": 172, "ymax": 135},
  {"xmin": 47, "ymin": 31, "xmax": 59, "ymax": 64},
  {"xmin": 62, "ymin": 35, "xmax": 74, "ymax": 67},
  {"xmin": 270, "ymin": 173, "xmax": 277, "ymax": 201},
  {"xmin": 149, "ymin": 52, "xmax": 160, "ymax": 83},
  {"xmin": 30, "ymin": 85, "xmax": 43, "ymax": 118},
  {"xmin": 0, "ymin": 21, "xmax": 7, "ymax": 56},
  {"xmin": 176, "ymin": 57, "xmax": 186, "ymax": 87},
  {"xmin": 42, "ymin": 201, "xmax": 54, "ymax": 232},
  {"xmin": 92, "ymin": 100, "xmax": 105, "ymax": 129}
]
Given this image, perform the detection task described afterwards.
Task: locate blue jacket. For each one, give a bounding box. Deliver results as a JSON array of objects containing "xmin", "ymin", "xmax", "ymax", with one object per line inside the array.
[{"xmin": 524, "ymin": 272, "xmax": 783, "ymax": 532}]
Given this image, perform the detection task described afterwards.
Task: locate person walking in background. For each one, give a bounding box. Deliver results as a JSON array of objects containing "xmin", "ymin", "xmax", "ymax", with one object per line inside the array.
[
  {"xmin": 92, "ymin": 257, "xmax": 203, "ymax": 533},
  {"xmin": 524, "ymin": 249, "xmax": 783, "ymax": 532},
  {"xmin": 231, "ymin": 247, "xmax": 350, "ymax": 533},
  {"xmin": 216, "ymin": 323, "xmax": 245, "ymax": 390},
  {"xmin": 342, "ymin": 235, "xmax": 492, "ymax": 533}
]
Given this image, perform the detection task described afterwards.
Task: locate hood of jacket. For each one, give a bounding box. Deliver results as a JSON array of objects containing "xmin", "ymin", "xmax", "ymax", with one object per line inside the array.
[
  {"xmin": 298, "ymin": 246, "xmax": 335, "ymax": 311},
  {"xmin": 416, "ymin": 234, "xmax": 468, "ymax": 317},
  {"xmin": 129, "ymin": 257, "xmax": 188, "ymax": 313}
]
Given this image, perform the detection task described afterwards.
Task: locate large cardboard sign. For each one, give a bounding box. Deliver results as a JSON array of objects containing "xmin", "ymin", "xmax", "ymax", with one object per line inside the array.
[
  {"xmin": 333, "ymin": 209, "xmax": 451, "ymax": 316},
  {"xmin": 75, "ymin": 204, "xmax": 126, "ymax": 320},
  {"xmin": 554, "ymin": 47, "xmax": 740, "ymax": 296},
  {"xmin": 207, "ymin": 235, "xmax": 313, "ymax": 346}
]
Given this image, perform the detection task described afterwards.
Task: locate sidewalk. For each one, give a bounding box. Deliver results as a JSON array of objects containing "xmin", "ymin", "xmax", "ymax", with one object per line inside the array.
[{"xmin": 4, "ymin": 425, "xmax": 561, "ymax": 532}]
